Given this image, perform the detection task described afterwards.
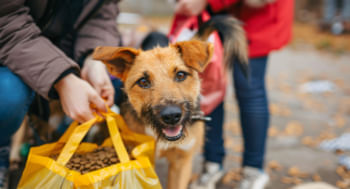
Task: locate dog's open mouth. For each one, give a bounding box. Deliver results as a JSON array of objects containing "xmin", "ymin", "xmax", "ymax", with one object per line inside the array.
[{"xmin": 161, "ymin": 125, "xmax": 183, "ymax": 141}]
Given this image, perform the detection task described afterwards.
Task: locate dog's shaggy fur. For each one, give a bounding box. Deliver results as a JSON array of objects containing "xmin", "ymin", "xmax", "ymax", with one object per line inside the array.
[{"xmin": 92, "ymin": 15, "xmax": 248, "ymax": 189}]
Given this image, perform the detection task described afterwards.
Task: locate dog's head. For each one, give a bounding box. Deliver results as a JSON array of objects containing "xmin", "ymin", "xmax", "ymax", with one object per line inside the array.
[{"xmin": 93, "ymin": 40, "xmax": 213, "ymax": 141}]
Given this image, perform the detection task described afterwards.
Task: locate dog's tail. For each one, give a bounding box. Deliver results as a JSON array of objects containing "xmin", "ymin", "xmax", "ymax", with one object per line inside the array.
[{"xmin": 193, "ymin": 15, "xmax": 249, "ymax": 75}]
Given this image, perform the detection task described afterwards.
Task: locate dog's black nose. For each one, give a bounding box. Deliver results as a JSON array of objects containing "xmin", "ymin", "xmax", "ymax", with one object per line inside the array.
[{"xmin": 160, "ymin": 106, "xmax": 182, "ymax": 125}]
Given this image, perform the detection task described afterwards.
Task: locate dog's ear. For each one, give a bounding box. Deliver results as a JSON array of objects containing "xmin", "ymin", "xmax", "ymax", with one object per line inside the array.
[
  {"xmin": 92, "ymin": 46, "xmax": 140, "ymax": 81},
  {"xmin": 172, "ymin": 40, "xmax": 213, "ymax": 72}
]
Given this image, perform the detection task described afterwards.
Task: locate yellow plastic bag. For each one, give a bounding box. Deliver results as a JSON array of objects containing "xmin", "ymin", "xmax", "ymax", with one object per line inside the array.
[{"xmin": 18, "ymin": 109, "xmax": 162, "ymax": 189}]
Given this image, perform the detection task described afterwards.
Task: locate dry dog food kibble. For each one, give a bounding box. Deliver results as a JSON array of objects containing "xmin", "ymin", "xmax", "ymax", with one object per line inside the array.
[{"xmin": 50, "ymin": 146, "xmax": 134, "ymax": 174}]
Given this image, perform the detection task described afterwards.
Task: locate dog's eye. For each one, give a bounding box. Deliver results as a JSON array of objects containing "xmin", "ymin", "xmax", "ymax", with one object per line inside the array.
[
  {"xmin": 137, "ymin": 77, "xmax": 151, "ymax": 88},
  {"xmin": 175, "ymin": 71, "xmax": 188, "ymax": 82}
]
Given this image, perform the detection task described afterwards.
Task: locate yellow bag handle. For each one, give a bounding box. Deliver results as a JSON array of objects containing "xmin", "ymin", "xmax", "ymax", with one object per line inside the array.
[
  {"xmin": 56, "ymin": 109, "xmax": 130, "ymax": 166},
  {"xmin": 57, "ymin": 121, "xmax": 79, "ymax": 143},
  {"xmin": 106, "ymin": 114, "xmax": 130, "ymax": 163}
]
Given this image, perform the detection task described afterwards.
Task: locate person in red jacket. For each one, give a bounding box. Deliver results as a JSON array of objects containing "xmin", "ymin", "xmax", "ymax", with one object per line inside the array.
[{"xmin": 174, "ymin": 0, "xmax": 294, "ymax": 188}]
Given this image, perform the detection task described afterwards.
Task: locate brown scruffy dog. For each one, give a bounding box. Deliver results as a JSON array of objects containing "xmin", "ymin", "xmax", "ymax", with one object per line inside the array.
[{"xmin": 93, "ymin": 16, "xmax": 248, "ymax": 189}]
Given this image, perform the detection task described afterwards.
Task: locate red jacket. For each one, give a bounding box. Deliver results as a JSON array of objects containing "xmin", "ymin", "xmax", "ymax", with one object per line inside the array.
[{"xmin": 208, "ymin": 0, "xmax": 294, "ymax": 57}]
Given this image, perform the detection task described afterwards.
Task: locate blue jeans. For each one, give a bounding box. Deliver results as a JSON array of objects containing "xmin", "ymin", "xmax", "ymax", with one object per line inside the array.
[
  {"xmin": 204, "ymin": 57, "xmax": 269, "ymax": 170},
  {"xmin": 0, "ymin": 67, "xmax": 34, "ymax": 148},
  {"xmin": 323, "ymin": 0, "xmax": 350, "ymax": 23}
]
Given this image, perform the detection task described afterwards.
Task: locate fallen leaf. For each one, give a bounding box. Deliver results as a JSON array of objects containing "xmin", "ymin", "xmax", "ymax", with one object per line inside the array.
[
  {"xmin": 301, "ymin": 136, "xmax": 317, "ymax": 147},
  {"xmin": 268, "ymin": 160, "xmax": 283, "ymax": 171},
  {"xmin": 269, "ymin": 104, "xmax": 292, "ymax": 117},
  {"xmin": 333, "ymin": 79, "xmax": 345, "ymax": 89},
  {"xmin": 312, "ymin": 173, "xmax": 322, "ymax": 181},
  {"xmin": 288, "ymin": 166, "xmax": 309, "ymax": 178},
  {"xmin": 303, "ymin": 99, "xmax": 326, "ymax": 112},
  {"xmin": 333, "ymin": 114, "xmax": 346, "ymax": 128},
  {"xmin": 335, "ymin": 149, "xmax": 345, "ymax": 155},
  {"xmin": 336, "ymin": 180, "xmax": 350, "ymax": 189},
  {"xmin": 279, "ymin": 83, "xmax": 292, "ymax": 94},
  {"xmin": 318, "ymin": 130, "xmax": 336, "ymax": 141},
  {"xmin": 336, "ymin": 166, "xmax": 346, "ymax": 177},
  {"xmin": 338, "ymin": 97, "xmax": 350, "ymax": 115},
  {"xmin": 225, "ymin": 121, "xmax": 241, "ymax": 135},
  {"xmin": 284, "ymin": 121, "xmax": 304, "ymax": 136},
  {"xmin": 268, "ymin": 126, "xmax": 280, "ymax": 137},
  {"xmin": 322, "ymin": 91, "xmax": 333, "ymax": 97},
  {"xmin": 224, "ymin": 138, "xmax": 234, "ymax": 148},
  {"xmin": 336, "ymin": 166, "xmax": 350, "ymax": 179},
  {"xmin": 222, "ymin": 169, "xmax": 242, "ymax": 184},
  {"xmin": 270, "ymin": 103, "xmax": 280, "ymax": 116},
  {"xmin": 221, "ymin": 173, "xmax": 232, "ymax": 185},
  {"xmin": 232, "ymin": 144, "xmax": 243, "ymax": 153},
  {"xmin": 280, "ymin": 176, "xmax": 302, "ymax": 185},
  {"xmin": 280, "ymin": 107, "xmax": 292, "ymax": 117},
  {"xmin": 294, "ymin": 177, "xmax": 303, "ymax": 185},
  {"xmin": 281, "ymin": 177, "xmax": 294, "ymax": 184}
]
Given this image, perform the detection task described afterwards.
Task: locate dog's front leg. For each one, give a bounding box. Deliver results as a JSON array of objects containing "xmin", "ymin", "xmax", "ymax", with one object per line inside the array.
[{"xmin": 166, "ymin": 148, "xmax": 194, "ymax": 189}]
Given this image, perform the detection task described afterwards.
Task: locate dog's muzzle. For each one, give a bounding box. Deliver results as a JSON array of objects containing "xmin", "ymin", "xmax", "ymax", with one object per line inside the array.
[{"xmin": 159, "ymin": 105, "xmax": 184, "ymax": 141}]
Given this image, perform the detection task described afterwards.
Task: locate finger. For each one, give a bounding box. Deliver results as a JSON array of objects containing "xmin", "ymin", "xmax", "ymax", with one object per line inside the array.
[
  {"xmin": 62, "ymin": 104, "xmax": 85, "ymax": 123},
  {"xmin": 70, "ymin": 111, "xmax": 85, "ymax": 123},
  {"xmin": 92, "ymin": 83, "xmax": 102, "ymax": 96},
  {"xmin": 81, "ymin": 110, "xmax": 95, "ymax": 122},
  {"xmin": 72, "ymin": 107, "xmax": 95, "ymax": 123},
  {"xmin": 89, "ymin": 92, "xmax": 107, "ymax": 113},
  {"xmin": 106, "ymin": 94, "xmax": 114, "ymax": 107},
  {"xmin": 102, "ymin": 84, "xmax": 115, "ymax": 106},
  {"xmin": 102, "ymin": 90, "xmax": 114, "ymax": 107}
]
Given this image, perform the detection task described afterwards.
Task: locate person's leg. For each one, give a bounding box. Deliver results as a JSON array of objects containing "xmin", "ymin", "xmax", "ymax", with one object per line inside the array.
[
  {"xmin": 342, "ymin": 0, "xmax": 350, "ymax": 32},
  {"xmin": 203, "ymin": 102, "xmax": 225, "ymax": 165},
  {"xmin": 341, "ymin": 0, "xmax": 350, "ymax": 21},
  {"xmin": 0, "ymin": 67, "xmax": 34, "ymax": 177},
  {"xmin": 323, "ymin": 0, "xmax": 337, "ymax": 23},
  {"xmin": 233, "ymin": 57, "xmax": 270, "ymax": 189},
  {"xmin": 233, "ymin": 57, "xmax": 269, "ymax": 170}
]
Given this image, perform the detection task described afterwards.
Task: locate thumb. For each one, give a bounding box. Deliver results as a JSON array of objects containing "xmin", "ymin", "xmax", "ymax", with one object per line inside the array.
[{"xmin": 89, "ymin": 91, "xmax": 107, "ymax": 113}]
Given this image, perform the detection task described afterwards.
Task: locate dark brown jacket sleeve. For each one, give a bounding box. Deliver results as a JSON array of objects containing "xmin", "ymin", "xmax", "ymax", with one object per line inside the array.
[
  {"xmin": 74, "ymin": 0, "xmax": 122, "ymax": 62},
  {"xmin": 0, "ymin": 1, "xmax": 80, "ymax": 99}
]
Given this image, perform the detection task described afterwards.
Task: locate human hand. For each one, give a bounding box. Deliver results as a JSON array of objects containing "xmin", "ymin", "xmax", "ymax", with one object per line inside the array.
[
  {"xmin": 175, "ymin": 0, "xmax": 208, "ymax": 16},
  {"xmin": 54, "ymin": 74, "xmax": 107, "ymax": 123},
  {"xmin": 81, "ymin": 55, "xmax": 115, "ymax": 107}
]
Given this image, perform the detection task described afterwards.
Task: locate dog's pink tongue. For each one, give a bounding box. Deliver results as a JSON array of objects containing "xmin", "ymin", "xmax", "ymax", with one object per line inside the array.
[{"xmin": 162, "ymin": 125, "xmax": 182, "ymax": 137}]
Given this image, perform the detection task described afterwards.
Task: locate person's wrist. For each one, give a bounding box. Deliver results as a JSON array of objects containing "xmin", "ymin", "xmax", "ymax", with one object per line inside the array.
[{"xmin": 54, "ymin": 73, "xmax": 76, "ymax": 92}]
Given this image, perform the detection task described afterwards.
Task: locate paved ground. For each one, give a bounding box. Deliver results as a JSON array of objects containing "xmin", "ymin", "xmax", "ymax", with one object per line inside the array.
[{"xmin": 155, "ymin": 44, "xmax": 350, "ymax": 188}]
